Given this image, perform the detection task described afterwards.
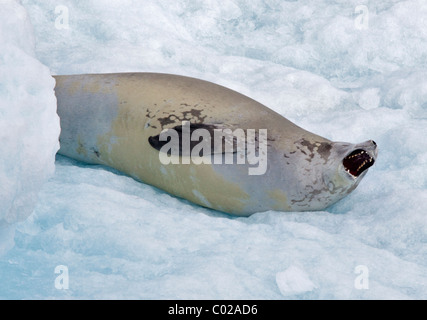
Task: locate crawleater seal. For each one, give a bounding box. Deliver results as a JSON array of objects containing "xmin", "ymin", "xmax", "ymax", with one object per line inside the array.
[{"xmin": 54, "ymin": 73, "xmax": 378, "ymax": 216}]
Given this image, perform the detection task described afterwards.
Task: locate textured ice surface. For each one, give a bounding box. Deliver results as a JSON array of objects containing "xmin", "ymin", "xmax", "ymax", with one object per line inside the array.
[
  {"xmin": 0, "ymin": 1, "xmax": 59, "ymax": 240},
  {"xmin": 0, "ymin": 0, "xmax": 426, "ymax": 299},
  {"xmin": 276, "ymin": 266, "xmax": 316, "ymax": 297}
]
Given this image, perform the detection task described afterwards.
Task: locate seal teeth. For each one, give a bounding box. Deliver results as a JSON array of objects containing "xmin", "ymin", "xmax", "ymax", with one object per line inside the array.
[
  {"xmin": 343, "ymin": 149, "xmax": 375, "ymax": 178},
  {"xmin": 347, "ymin": 150, "xmax": 365, "ymax": 159},
  {"xmin": 358, "ymin": 160, "xmax": 368, "ymax": 172}
]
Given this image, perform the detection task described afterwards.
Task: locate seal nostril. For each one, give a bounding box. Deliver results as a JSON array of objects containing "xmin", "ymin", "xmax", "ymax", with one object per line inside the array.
[{"xmin": 372, "ymin": 140, "xmax": 377, "ymax": 146}]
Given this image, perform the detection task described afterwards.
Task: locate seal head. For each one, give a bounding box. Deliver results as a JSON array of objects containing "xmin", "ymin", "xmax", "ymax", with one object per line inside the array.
[{"xmin": 323, "ymin": 140, "xmax": 378, "ymax": 200}]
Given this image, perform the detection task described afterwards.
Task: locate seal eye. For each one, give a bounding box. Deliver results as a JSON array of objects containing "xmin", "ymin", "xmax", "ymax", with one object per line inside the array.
[{"xmin": 343, "ymin": 149, "xmax": 374, "ymax": 177}]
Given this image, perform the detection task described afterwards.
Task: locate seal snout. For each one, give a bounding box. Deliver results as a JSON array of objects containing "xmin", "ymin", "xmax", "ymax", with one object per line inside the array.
[{"xmin": 343, "ymin": 148, "xmax": 375, "ymax": 177}]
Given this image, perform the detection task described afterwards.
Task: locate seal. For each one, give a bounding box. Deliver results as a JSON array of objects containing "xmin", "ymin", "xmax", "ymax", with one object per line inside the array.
[{"xmin": 54, "ymin": 73, "xmax": 378, "ymax": 216}]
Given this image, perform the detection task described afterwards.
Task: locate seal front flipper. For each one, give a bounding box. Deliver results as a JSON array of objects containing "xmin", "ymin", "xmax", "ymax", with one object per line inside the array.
[{"xmin": 148, "ymin": 121, "xmax": 242, "ymax": 157}]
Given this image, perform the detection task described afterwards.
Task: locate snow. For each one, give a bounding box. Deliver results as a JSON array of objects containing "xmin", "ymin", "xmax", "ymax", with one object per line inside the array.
[
  {"xmin": 276, "ymin": 266, "xmax": 317, "ymax": 297},
  {"xmin": 0, "ymin": 0, "xmax": 60, "ymax": 249},
  {"xmin": 0, "ymin": 0, "xmax": 426, "ymax": 299}
]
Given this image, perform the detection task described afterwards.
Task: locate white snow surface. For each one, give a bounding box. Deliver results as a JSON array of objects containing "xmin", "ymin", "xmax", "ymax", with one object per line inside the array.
[
  {"xmin": 0, "ymin": 0, "xmax": 426, "ymax": 299},
  {"xmin": 0, "ymin": 1, "xmax": 60, "ymax": 245},
  {"xmin": 276, "ymin": 266, "xmax": 317, "ymax": 297}
]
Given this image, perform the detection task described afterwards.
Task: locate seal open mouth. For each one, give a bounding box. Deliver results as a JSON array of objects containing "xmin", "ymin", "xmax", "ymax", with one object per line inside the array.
[{"xmin": 343, "ymin": 149, "xmax": 374, "ymax": 177}]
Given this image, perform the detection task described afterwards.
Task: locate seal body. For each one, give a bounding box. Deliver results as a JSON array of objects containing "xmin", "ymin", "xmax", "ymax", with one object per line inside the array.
[{"xmin": 54, "ymin": 73, "xmax": 377, "ymax": 216}]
